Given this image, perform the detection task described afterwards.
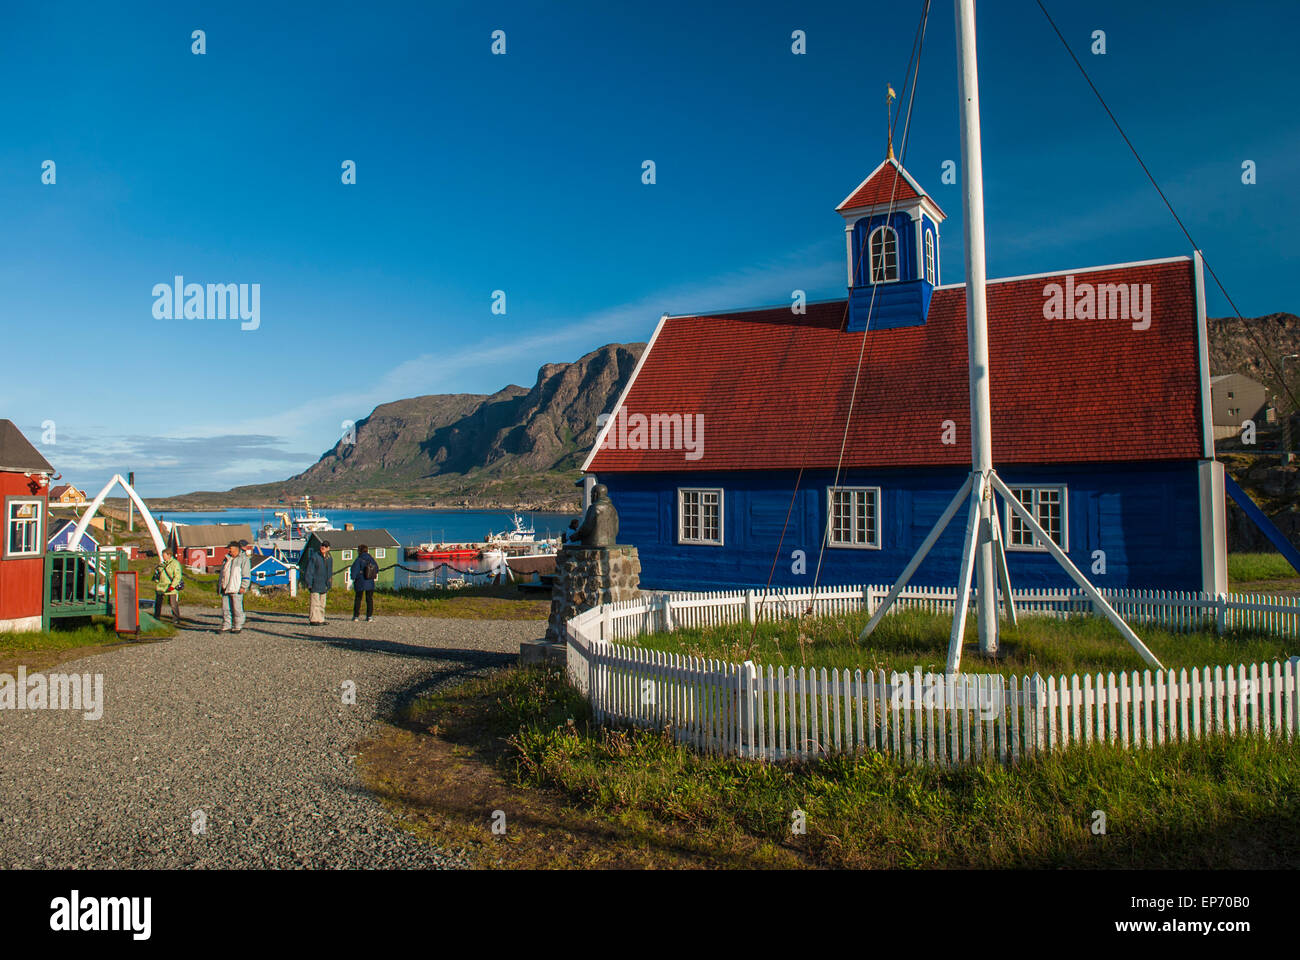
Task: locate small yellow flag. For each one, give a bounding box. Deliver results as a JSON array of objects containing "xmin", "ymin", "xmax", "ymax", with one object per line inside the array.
[{"xmin": 887, "ymin": 84, "xmax": 897, "ymax": 100}]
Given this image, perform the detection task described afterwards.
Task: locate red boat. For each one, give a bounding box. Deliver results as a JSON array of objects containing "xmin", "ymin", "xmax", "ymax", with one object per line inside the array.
[{"xmin": 407, "ymin": 543, "xmax": 482, "ymax": 563}]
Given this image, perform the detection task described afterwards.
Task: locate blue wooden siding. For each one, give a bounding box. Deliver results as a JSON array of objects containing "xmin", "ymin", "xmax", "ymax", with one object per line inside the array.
[
  {"xmin": 250, "ymin": 558, "xmax": 291, "ymax": 586},
  {"xmin": 604, "ymin": 462, "xmax": 1204, "ymax": 592}
]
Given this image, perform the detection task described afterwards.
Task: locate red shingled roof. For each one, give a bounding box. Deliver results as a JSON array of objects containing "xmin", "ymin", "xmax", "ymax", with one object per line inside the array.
[
  {"xmin": 837, "ymin": 157, "xmax": 940, "ymax": 214},
  {"xmin": 586, "ymin": 258, "xmax": 1205, "ymax": 472}
]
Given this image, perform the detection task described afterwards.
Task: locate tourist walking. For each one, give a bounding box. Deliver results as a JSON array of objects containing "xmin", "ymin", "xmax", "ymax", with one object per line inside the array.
[
  {"xmin": 303, "ymin": 539, "xmax": 333, "ymax": 625},
  {"xmin": 217, "ymin": 540, "xmax": 251, "ymax": 633},
  {"xmin": 350, "ymin": 544, "xmax": 379, "ymax": 622},
  {"xmin": 152, "ymin": 548, "xmax": 183, "ymax": 624}
]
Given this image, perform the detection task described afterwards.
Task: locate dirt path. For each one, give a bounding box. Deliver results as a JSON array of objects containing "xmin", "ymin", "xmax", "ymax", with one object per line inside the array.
[{"xmin": 0, "ymin": 607, "xmax": 542, "ymax": 869}]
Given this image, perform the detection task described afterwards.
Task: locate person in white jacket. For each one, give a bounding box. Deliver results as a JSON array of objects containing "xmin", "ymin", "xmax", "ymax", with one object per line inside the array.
[{"xmin": 217, "ymin": 540, "xmax": 251, "ymax": 633}]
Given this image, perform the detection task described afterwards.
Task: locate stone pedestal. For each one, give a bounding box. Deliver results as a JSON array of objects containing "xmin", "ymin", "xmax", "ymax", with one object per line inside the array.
[{"xmin": 544, "ymin": 545, "xmax": 641, "ymax": 643}]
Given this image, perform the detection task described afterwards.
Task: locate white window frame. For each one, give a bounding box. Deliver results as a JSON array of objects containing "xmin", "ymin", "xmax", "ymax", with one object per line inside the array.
[
  {"xmin": 5, "ymin": 497, "xmax": 43, "ymax": 558},
  {"xmin": 206, "ymin": 547, "xmax": 216, "ymax": 558},
  {"xmin": 924, "ymin": 230, "xmax": 936, "ymax": 284},
  {"xmin": 869, "ymin": 225, "xmax": 900, "ymax": 283},
  {"xmin": 341, "ymin": 549, "xmax": 354, "ymax": 561},
  {"xmin": 677, "ymin": 488, "xmax": 724, "ymax": 545},
  {"xmin": 825, "ymin": 486, "xmax": 881, "ymax": 549},
  {"xmin": 1004, "ymin": 485, "xmax": 1068, "ymax": 553},
  {"xmin": 374, "ymin": 547, "xmax": 386, "ymax": 559}
]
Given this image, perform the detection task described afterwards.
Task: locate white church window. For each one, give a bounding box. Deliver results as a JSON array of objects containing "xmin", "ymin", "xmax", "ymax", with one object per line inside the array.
[
  {"xmin": 925, "ymin": 230, "xmax": 935, "ymax": 284},
  {"xmin": 869, "ymin": 226, "xmax": 899, "ymax": 282},
  {"xmin": 678, "ymin": 488, "xmax": 723, "ymax": 544},
  {"xmin": 1005, "ymin": 486, "xmax": 1068, "ymax": 552},
  {"xmin": 827, "ymin": 486, "xmax": 881, "ymax": 549}
]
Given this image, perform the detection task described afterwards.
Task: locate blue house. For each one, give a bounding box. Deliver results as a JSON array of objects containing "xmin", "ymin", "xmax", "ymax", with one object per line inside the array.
[
  {"xmin": 250, "ymin": 554, "xmax": 292, "ymax": 588},
  {"xmin": 583, "ymin": 156, "xmax": 1227, "ymax": 594},
  {"xmin": 47, "ymin": 517, "xmax": 100, "ymax": 553}
]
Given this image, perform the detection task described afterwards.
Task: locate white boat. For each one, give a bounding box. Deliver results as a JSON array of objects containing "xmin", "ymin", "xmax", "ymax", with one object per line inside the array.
[
  {"xmin": 486, "ymin": 512, "xmax": 536, "ymax": 544},
  {"xmin": 280, "ymin": 495, "xmax": 333, "ymax": 536},
  {"xmin": 254, "ymin": 495, "xmax": 334, "ymax": 561}
]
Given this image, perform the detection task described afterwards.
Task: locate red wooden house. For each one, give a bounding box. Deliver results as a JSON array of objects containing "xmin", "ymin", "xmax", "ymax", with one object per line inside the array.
[{"xmin": 0, "ymin": 420, "xmax": 54, "ymax": 632}]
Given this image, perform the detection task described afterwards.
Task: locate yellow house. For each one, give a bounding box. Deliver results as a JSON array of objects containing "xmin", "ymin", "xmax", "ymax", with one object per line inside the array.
[{"xmin": 47, "ymin": 484, "xmax": 87, "ymax": 504}]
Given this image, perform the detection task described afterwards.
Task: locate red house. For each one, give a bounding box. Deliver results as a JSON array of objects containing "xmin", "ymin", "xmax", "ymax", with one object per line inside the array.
[{"xmin": 0, "ymin": 420, "xmax": 54, "ymax": 632}]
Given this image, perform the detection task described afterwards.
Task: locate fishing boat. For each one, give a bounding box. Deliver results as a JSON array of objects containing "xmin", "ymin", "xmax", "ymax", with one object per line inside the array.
[
  {"xmin": 486, "ymin": 513, "xmax": 536, "ymax": 544},
  {"xmin": 403, "ymin": 512, "xmax": 562, "ymax": 562},
  {"xmin": 406, "ymin": 542, "xmax": 483, "ymax": 562},
  {"xmin": 254, "ymin": 495, "xmax": 335, "ymax": 561}
]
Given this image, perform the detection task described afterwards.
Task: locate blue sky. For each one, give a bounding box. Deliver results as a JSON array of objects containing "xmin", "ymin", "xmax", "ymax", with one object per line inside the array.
[{"xmin": 2, "ymin": 0, "xmax": 1296, "ymax": 496}]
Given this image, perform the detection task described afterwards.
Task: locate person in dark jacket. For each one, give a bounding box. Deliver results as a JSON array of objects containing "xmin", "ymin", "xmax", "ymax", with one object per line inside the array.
[
  {"xmin": 350, "ymin": 544, "xmax": 379, "ymax": 622},
  {"xmin": 302, "ymin": 540, "xmax": 333, "ymax": 625}
]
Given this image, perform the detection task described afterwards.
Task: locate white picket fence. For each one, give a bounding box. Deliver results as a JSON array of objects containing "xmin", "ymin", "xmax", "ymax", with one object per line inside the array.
[{"xmin": 562, "ymin": 583, "xmax": 1300, "ymax": 764}]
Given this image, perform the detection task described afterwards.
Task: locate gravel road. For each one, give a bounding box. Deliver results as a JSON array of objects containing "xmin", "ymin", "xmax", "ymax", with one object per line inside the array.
[{"xmin": 0, "ymin": 607, "xmax": 544, "ymax": 869}]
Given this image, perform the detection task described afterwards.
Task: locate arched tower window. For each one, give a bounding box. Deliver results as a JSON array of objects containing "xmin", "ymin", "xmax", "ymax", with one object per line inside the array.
[
  {"xmin": 869, "ymin": 226, "xmax": 899, "ymax": 283},
  {"xmin": 924, "ymin": 230, "xmax": 935, "ymax": 284}
]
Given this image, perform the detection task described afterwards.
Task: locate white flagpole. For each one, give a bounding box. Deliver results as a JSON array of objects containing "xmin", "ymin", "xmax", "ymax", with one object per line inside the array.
[{"xmin": 954, "ymin": 0, "xmax": 1000, "ymax": 657}]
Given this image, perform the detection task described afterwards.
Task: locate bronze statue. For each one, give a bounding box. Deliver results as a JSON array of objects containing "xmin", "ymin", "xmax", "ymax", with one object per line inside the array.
[{"xmin": 569, "ymin": 483, "xmax": 619, "ymax": 547}]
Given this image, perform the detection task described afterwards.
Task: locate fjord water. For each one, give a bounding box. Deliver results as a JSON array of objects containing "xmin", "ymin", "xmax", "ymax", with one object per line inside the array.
[
  {"xmin": 161, "ymin": 508, "xmax": 578, "ymax": 588},
  {"xmin": 159, "ymin": 508, "xmax": 577, "ymax": 546}
]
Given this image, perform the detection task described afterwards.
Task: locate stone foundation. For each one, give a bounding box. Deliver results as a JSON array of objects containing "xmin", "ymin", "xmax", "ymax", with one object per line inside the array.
[{"xmin": 545, "ymin": 545, "xmax": 641, "ymax": 643}]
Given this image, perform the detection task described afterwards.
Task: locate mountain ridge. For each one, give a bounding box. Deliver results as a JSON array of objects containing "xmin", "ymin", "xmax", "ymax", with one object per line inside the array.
[{"xmin": 153, "ymin": 342, "xmax": 646, "ymax": 511}]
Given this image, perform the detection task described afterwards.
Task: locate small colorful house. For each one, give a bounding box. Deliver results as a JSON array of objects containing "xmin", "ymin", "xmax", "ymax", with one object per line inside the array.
[
  {"xmin": 47, "ymin": 517, "xmax": 100, "ymax": 553},
  {"xmin": 0, "ymin": 420, "xmax": 54, "ymax": 632},
  {"xmin": 170, "ymin": 523, "xmax": 255, "ymax": 572},
  {"xmin": 583, "ymin": 156, "xmax": 1228, "ymax": 594},
  {"xmin": 47, "ymin": 484, "xmax": 87, "ymax": 505},
  {"xmin": 250, "ymin": 553, "xmax": 293, "ymax": 588},
  {"xmin": 300, "ymin": 529, "xmax": 400, "ymax": 590}
]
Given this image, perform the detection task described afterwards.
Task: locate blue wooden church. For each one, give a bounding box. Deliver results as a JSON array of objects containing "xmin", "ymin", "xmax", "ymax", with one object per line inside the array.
[{"xmin": 582, "ymin": 156, "xmax": 1227, "ymax": 594}]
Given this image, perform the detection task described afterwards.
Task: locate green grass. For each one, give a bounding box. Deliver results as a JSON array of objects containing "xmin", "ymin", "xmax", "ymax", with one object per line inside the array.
[
  {"xmin": 0, "ymin": 616, "xmax": 176, "ymax": 668},
  {"xmin": 405, "ymin": 664, "xmax": 1300, "ymax": 868},
  {"xmin": 630, "ymin": 607, "xmax": 1295, "ymax": 676},
  {"xmin": 1229, "ymin": 551, "xmax": 1299, "ymax": 583}
]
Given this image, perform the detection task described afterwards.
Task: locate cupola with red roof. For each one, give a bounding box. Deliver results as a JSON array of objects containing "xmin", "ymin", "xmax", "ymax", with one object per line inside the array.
[{"xmin": 837, "ymin": 152, "xmax": 946, "ymax": 331}]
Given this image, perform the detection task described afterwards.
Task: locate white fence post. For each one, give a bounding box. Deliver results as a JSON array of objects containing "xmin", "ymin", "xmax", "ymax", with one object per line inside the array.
[{"xmin": 743, "ymin": 660, "xmax": 759, "ymax": 759}]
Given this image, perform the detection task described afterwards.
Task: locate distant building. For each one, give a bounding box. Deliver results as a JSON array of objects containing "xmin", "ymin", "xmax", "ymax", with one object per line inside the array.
[
  {"xmin": 47, "ymin": 484, "xmax": 87, "ymax": 505},
  {"xmin": 301, "ymin": 529, "xmax": 400, "ymax": 590},
  {"xmin": 250, "ymin": 554, "xmax": 293, "ymax": 588},
  {"xmin": 1209, "ymin": 373, "xmax": 1270, "ymax": 440},
  {"xmin": 170, "ymin": 523, "xmax": 255, "ymax": 572},
  {"xmin": 47, "ymin": 517, "xmax": 100, "ymax": 553}
]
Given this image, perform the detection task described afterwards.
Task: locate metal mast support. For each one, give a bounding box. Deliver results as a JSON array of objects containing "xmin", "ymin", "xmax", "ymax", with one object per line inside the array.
[{"xmin": 858, "ymin": 0, "xmax": 1164, "ymax": 674}]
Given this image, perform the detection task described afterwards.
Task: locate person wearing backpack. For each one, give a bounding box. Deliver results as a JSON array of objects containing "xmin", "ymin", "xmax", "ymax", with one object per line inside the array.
[{"xmin": 350, "ymin": 544, "xmax": 379, "ymax": 622}]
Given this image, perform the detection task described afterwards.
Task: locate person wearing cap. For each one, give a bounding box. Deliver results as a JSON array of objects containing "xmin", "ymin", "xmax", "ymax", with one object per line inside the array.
[
  {"xmin": 217, "ymin": 540, "xmax": 251, "ymax": 633},
  {"xmin": 302, "ymin": 539, "xmax": 334, "ymax": 625}
]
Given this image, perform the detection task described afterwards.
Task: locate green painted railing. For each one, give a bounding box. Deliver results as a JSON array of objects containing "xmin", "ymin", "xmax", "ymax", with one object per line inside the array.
[{"xmin": 42, "ymin": 550, "xmax": 124, "ymax": 630}]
